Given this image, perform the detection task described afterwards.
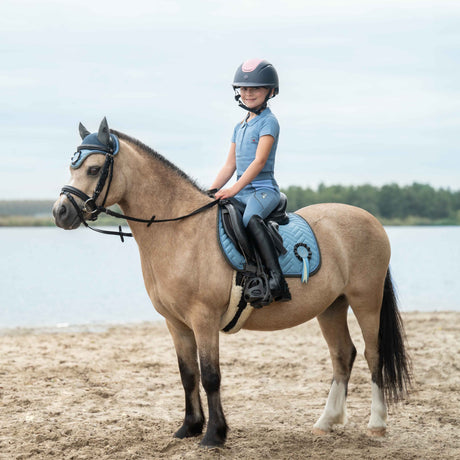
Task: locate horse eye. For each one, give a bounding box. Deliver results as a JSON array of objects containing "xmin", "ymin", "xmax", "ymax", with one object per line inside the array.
[{"xmin": 87, "ymin": 166, "xmax": 101, "ymax": 176}]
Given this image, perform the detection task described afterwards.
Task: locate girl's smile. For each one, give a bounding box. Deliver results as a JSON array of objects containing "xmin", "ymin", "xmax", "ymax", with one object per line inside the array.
[{"xmin": 240, "ymin": 86, "xmax": 271, "ymax": 110}]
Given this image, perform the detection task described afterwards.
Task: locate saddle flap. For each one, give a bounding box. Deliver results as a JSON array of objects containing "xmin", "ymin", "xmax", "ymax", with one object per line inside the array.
[
  {"xmin": 267, "ymin": 221, "xmax": 287, "ymax": 255},
  {"xmin": 219, "ymin": 197, "xmax": 288, "ymax": 265},
  {"xmin": 221, "ymin": 201, "xmax": 255, "ymax": 264}
]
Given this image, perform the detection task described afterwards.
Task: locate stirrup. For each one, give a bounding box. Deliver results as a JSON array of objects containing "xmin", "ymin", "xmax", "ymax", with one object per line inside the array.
[{"xmin": 243, "ymin": 275, "xmax": 272, "ymax": 308}]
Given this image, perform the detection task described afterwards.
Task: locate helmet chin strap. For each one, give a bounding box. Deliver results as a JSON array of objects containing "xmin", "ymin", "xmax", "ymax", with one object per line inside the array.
[
  {"xmin": 234, "ymin": 89, "xmax": 273, "ymax": 115},
  {"xmin": 238, "ymin": 100, "xmax": 267, "ymax": 115}
]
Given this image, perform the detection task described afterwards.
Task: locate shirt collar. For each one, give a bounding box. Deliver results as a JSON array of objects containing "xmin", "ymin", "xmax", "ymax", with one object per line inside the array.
[{"xmin": 245, "ymin": 107, "xmax": 272, "ymax": 125}]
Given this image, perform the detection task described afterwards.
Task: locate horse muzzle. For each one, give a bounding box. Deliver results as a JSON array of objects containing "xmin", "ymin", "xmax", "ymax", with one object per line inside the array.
[{"xmin": 52, "ymin": 196, "xmax": 83, "ymax": 230}]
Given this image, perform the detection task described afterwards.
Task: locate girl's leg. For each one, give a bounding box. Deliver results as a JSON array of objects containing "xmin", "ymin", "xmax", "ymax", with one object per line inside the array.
[
  {"xmin": 240, "ymin": 188, "xmax": 280, "ymax": 227},
  {"xmin": 235, "ymin": 188, "xmax": 290, "ymax": 304}
]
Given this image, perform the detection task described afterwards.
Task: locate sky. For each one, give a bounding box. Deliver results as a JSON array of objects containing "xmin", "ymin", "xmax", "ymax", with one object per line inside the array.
[{"xmin": 1, "ymin": 0, "xmax": 459, "ymax": 199}]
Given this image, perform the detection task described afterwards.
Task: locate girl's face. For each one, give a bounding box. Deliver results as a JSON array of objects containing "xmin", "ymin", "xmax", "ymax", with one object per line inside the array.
[{"xmin": 239, "ymin": 86, "xmax": 272, "ymax": 110}]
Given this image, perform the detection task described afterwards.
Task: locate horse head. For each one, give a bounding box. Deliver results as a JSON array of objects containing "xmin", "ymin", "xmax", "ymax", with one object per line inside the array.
[{"xmin": 53, "ymin": 117, "xmax": 125, "ymax": 230}]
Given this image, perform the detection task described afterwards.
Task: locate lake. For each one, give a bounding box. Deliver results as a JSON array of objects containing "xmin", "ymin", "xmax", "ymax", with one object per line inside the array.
[{"xmin": 1, "ymin": 226, "xmax": 459, "ymax": 330}]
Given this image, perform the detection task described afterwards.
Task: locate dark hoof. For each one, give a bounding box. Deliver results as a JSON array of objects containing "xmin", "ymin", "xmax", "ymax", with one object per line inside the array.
[
  {"xmin": 200, "ymin": 436, "xmax": 225, "ymax": 448},
  {"xmin": 174, "ymin": 421, "xmax": 204, "ymax": 439},
  {"xmin": 199, "ymin": 426, "xmax": 227, "ymax": 448}
]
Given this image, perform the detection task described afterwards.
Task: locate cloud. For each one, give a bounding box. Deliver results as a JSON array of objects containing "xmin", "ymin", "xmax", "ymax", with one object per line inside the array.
[{"xmin": 0, "ymin": 0, "xmax": 459, "ymax": 198}]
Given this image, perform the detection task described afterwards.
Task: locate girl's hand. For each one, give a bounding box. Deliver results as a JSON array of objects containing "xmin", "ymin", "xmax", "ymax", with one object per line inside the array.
[{"xmin": 215, "ymin": 187, "xmax": 237, "ymax": 200}]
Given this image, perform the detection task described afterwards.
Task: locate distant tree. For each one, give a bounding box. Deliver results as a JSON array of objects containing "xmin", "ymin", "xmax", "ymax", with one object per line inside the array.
[
  {"xmin": 0, "ymin": 200, "xmax": 55, "ymax": 216},
  {"xmin": 377, "ymin": 184, "xmax": 404, "ymax": 218},
  {"xmin": 281, "ymin": 182, "xmax": 460, "ymax": 223}
]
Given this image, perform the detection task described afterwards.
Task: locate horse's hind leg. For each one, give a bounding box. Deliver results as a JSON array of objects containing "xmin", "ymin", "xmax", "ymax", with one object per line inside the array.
[
  {"xmin": 313, "ymin": 295, "xmax": 357, "ymax": 434},
  {"xmin": 349, "ymin": 290, "xmax": 388, "ymax": 436},
  {"xmin": 166, "ymin": 320, "xmax": 205, "ymax": 439},
  {"xmin": 351, "ymin": 271, "xmax": 411, "ymax": 436}
]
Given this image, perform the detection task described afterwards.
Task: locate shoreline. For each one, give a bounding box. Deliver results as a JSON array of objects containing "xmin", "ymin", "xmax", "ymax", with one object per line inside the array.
[
  {"xmin": 1, "ymin": 309, "xmax": 457, "ymax": 336},
  {"xmin": 0, "ymin": 319, "xmax": 164, "ymax": 337}
]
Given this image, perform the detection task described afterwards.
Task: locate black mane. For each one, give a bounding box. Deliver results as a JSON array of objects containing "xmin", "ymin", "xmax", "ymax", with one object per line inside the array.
[{"xmin": 111, "ymin": 129, "xmax": 206, "ymax": 194}]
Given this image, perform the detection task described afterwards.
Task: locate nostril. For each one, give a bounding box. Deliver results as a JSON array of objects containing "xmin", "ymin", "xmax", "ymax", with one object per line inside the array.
[
  {"xmin": 53, "ymin": 203, "xmax": 68, "ymax": 221},
  {"xmin": 59, "ymin": 204, "xmax": 67, "ymax": 217}
]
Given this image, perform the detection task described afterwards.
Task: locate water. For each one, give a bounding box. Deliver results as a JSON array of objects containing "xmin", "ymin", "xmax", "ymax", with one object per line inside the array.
[
  {"xmin": 0, "ymin": 227, "xmax": 159, "ymax": 330},
  {"xmin": 385, "ymin": 226, "xmax": 460, "ymax": 312},
  {"xmin": 1, "ymin": 226, "xmax": 459, "ymax": 330}
]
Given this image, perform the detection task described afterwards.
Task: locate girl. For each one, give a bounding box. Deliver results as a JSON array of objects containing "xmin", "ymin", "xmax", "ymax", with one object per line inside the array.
[{"xmin": 210, "ymin": 58, "xmax": 291, "ymax": 304}]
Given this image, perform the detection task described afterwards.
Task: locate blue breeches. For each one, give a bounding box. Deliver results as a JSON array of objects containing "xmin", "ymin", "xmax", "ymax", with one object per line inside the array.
[{"xmin": 234, "ymin": 187, "xmax": 280, "ymax": 227}]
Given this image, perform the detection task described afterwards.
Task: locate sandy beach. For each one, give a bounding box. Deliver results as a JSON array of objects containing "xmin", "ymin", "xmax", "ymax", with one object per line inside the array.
[{"xmin": 1, "ymin": 311, "xmax": 459, "ymax": 459}]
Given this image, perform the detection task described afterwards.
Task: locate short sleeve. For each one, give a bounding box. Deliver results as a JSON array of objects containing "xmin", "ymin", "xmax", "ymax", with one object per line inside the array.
[
  {"xmin": 231, "ymin": 123, "xmax": 240, "ymax": 143},
  {"xmin": 259, "ymin": 116, "xmax": 280, "ymax": 139}
]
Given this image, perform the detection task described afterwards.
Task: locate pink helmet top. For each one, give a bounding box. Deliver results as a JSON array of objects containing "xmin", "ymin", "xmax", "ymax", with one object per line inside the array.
[{"xmin": 241, "ymin": 58, "xmax": 265, "ymax": 73}]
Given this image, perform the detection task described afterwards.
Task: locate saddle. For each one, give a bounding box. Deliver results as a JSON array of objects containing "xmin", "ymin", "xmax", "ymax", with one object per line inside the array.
[
  {"xmin": 217, "ymin": 195, "xmax": 321, "ymax": 328},
  {"xmin": 219, "ymin": 193, "xmax": 289, "ymax": 270}
]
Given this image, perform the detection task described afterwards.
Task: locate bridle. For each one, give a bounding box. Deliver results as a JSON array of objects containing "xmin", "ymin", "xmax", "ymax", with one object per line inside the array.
[{"xmin": 60, "ymin": 135, "xmax": 219, "ymax": 242}]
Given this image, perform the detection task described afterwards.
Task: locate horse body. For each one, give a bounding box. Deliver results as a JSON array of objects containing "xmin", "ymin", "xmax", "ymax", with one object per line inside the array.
[
  {"xmin": 53, "ymin": 122, "xmax": 410, "ymax": 447},
  {"xmin": 245, "ymin": 203, "xmax": 390, "ymax": 331}
]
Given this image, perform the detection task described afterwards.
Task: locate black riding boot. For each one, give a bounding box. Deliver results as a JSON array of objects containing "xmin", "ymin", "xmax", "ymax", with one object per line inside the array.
[{"xmin": 247, "ymin": 215, "xmax": 291, "ymax": 303}]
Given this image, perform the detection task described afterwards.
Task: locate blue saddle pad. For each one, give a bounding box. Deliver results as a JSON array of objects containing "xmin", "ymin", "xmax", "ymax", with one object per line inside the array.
[{"xmin": 218, "ymin": 211, "xmax": 321, "ymax": 278}]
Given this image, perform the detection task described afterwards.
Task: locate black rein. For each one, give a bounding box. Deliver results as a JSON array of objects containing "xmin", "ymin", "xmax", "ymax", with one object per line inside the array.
[{"xmin": 60, "ymin": 150, "xmax": 219, "ymax": 242}]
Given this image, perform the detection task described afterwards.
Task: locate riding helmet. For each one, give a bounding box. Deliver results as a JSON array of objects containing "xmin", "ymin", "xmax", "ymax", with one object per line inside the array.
[
  {"xmin": 232, "ymin": 59, "xmax": 279, "ymax": 114},
  {"xmin": 232, "ymin": 59, "xmax": 279, "ymax": 96}
]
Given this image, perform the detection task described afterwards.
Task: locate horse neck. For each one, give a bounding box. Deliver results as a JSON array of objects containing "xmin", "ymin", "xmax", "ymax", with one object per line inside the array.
[
  {"xmin": 117, "ymin": 141, "xmax": 211, "ymax": 238},
  {"xmin": 112, "ymin": 139, "xmax": 228, "ymax": 308}
]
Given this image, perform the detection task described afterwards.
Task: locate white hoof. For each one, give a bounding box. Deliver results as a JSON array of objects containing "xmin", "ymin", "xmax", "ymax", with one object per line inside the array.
[
  {"xmin": 367, "ymin": 427, "xmax": 386, "ymax": 437},
  {"xmin": 312, "ymin": 426, "xmax": 330, "ymax": 436}
]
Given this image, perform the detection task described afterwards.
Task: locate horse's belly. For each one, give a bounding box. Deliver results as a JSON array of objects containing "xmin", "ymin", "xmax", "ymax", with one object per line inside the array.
[{"xmin": 242, "ymin": 280, "xmax": 337, "ymax": 331}]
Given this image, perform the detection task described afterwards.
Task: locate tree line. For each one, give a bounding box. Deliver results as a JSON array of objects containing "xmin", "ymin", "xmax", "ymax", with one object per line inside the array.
[
  {"xmin": 0, "ymin": 200, "xmax": 55, "ymax": 216},
  {"xmin": 281, "ymin": 183, "xmax": 460, "ymax": 224}
]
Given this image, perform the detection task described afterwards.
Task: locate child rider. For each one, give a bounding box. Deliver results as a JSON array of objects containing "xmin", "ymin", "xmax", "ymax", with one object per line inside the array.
[{"xmin": 210, "ymin": 58, "xmax": 291, "ymax": 305}]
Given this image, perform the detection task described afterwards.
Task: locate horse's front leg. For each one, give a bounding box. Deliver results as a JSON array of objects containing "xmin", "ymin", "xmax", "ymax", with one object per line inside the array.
[
  {"xmin": 166, "ymin": 320, "xmax": 205, "ymax": 439},
  {"xmin": 193, "ymin": 318, "xmax": 228, "ymax": 447}
]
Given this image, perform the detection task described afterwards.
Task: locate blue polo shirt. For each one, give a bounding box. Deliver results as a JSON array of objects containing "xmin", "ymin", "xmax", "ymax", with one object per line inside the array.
[{"xmin": 231, "ymin": 107, "xmax": 280, "ymax": 191}]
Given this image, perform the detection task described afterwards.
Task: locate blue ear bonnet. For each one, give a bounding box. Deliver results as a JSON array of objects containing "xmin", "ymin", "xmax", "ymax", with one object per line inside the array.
[{"xmin": 70, "ymin": 133, "xmax": 120, "ymax": 169}]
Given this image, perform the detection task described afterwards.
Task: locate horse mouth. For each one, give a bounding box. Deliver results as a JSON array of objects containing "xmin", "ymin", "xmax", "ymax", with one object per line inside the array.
[{"xmin": 52, "ymin": 199, "xmax": 83, "ymax": 230}]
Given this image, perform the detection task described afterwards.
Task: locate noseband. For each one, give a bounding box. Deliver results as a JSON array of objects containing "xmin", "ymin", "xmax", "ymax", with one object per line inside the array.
[
  {"xmin": 62, "ymin": 149, "xmax": 115, "ymax": 221},
  {"xmin": 60, "ymin": 137, "xmax": 219, "ymax": 241}
]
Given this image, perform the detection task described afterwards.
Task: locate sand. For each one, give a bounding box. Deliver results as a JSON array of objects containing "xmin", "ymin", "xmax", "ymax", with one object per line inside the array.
[{"xmin": 1, "ymin": 311, "xmax": 459, "ymax": 459}]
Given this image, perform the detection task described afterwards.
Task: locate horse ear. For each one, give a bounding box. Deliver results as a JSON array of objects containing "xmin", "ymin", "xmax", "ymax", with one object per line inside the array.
[
  {"xmin": 79, "ymin": 122, "xmax": 91, "ymax": 139},
  {"xmin": 97, "ymin": 117, "xmax": 110, "ymax": 145}
]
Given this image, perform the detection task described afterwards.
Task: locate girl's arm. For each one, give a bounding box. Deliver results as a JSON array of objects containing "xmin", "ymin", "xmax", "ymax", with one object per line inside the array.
[
  {"xmin": 215, "ymin": 135, "xmax": 274, "ymax": 199},
  {"xmin": 210, "ymin": 143, "xmax": 236, "ymax": 191}
]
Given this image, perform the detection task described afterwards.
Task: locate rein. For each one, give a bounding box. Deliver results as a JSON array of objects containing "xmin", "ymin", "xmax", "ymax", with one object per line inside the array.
[{"xmin": 61, "ymin": 142, "xmax": 219, "ymax": 242}]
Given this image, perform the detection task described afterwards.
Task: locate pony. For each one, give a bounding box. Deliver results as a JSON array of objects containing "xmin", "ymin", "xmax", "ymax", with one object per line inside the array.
[{"xmin": 52, "ymin": 118, "xmax": 411, "ymax": 447}]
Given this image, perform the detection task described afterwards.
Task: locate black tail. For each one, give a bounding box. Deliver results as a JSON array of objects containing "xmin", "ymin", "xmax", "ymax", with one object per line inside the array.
[{"xmin": 378, "ymin": 269, "xmax": 412, "ymax": 403}]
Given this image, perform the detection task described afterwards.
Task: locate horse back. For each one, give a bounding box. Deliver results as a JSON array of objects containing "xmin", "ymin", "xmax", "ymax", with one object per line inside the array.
[{"xmin": 296, "ymin": 203, "xmax": 391, "ymax": 268}]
